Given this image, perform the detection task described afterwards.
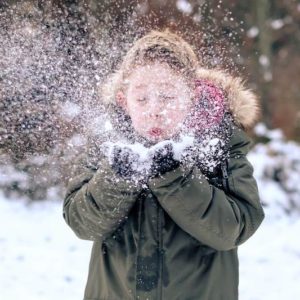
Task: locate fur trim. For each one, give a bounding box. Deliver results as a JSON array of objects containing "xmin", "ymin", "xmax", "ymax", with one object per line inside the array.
[
  {"xmin": 195, "ymin": 68, "xmax": 261, "ymax": 130},
  {"xmin": 101, "ymin": 67, "xmax": 261, "ymax": 130}
]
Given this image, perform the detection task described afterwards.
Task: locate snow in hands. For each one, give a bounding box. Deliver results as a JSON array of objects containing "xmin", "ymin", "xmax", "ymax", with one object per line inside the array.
[{"xmin": 100, "ymin": 131, "xmax": 227, "ymax": 183}]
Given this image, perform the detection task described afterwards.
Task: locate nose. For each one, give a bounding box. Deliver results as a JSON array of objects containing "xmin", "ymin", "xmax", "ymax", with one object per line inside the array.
[
  {"xmin": 149, "ymin": 106, "xmax": 163, "ymax": 119},
  {"xmin": 148, "ymin": 97, "xmax": 164, "ymax": 118}
]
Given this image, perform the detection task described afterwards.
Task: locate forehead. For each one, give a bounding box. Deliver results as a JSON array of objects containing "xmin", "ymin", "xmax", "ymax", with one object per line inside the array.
[
  {"xmin": 127, "ymin": 62, "xmax": 188, "ymax": 89},
  {"xmin": 134, "ymin": 82, "xmax": 175, "ymax": 90}
]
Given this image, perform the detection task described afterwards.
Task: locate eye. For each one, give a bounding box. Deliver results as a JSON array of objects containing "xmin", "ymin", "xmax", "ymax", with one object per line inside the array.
[
  {"xmin": 160, "ymin": 95, "xmax": 175, "ymax": 102},
  {"xmin": 137, "ymin": 97, "xmax": 147, "ymax": 103}
]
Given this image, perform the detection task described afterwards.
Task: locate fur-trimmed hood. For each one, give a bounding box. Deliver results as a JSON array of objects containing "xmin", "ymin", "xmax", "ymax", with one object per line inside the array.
[
  {"xmin": 195, "ymin": 68, "xmax": 260, "ymax": 130},
  {"xmin": 101, "ymin": 67, "xmax": 261, "ymax": 131}
]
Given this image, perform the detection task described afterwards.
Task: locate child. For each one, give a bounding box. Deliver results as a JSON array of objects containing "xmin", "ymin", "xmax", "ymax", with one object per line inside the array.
[{"xmin": 63, "ymin": 30, "xmax": 265, "ymax": 300}]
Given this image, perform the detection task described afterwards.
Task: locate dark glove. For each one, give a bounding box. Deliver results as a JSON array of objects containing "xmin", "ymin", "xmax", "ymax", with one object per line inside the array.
[
  {"xmin": 149, "ymin": 143, "xmax": 180, "ymax": 178},
  {"xmin": 192, "ymin": 113, "xmax": 233, "ymax": 175},
  {"xmin": 111, "ymin": 145, "xmax": 139, "ymax": 179}
]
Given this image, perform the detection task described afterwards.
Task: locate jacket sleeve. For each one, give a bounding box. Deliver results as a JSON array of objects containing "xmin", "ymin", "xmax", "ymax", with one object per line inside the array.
[
  {"xmin": 147, "ymin": 130, "xmax": 265, "ymax": 251},
  {"xmin": 63, "ymin": 153, "xmax": 141, "ymax": 241}
]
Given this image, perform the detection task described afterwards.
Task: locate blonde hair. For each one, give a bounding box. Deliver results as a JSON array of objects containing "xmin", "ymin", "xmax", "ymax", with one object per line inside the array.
[{"xmin": 101, "ymin": 29, "xmax": 200, "ymax": 105}]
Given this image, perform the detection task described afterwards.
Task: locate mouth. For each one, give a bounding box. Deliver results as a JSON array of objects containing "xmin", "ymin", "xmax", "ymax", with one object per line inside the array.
[{"xmin": 148, "ymin": 127, "xmax": 163, "ymax": 137}]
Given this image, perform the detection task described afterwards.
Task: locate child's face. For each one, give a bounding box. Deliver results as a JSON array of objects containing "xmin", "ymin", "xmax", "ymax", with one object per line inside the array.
[{"xmin": 117, "ymin": 62, "xmax": 193, "ymax": 142}]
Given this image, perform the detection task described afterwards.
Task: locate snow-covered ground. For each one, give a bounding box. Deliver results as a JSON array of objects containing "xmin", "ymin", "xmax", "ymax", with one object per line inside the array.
[
  {"xmin": 1, "ymin": 193, "xmax": 300, "ymax": 300},
  {"xmin": 1, "ymin": 124, "xmax": 300, "ymax": 300},
  {"xmin": 239, "ymin": 212, "xmax": 300, "ymax": 300},
  {"xmin": 0, "ymin": 195, "xmax": 91, "ymax": 300}
]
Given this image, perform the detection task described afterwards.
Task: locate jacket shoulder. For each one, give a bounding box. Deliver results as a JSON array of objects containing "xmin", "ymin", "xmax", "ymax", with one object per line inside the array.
[{"xmin": 229, "ymin": 125, "xmax": 253, "ymax": 157}]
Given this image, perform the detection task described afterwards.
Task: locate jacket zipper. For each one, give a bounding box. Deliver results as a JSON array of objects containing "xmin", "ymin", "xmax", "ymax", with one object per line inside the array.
[
  {"xmin": 157, "ymin": 204, "xmax": 163, "ymax": 300},
  {"xmin": 135, "ymin": 197, "xmax": 143, "ymax": 299},
  {"xmin": 221, "ymin": 160, "xmax": 230, "ymax": 193}
]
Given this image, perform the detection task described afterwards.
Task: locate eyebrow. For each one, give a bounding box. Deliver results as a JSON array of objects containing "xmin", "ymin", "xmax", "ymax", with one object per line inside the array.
[
  {"xmin": 134, "ymin": 83, "xmax": 176, "ymax": 89},
  {"xmin": 134, "ymin": 84, "xmax": 146, "ymax": 89}
]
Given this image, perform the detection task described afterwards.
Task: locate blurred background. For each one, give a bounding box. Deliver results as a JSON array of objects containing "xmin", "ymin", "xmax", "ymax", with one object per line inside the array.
[{"xmin": 0, "ymin": 1, "xmax": 299, "ymax": 299}]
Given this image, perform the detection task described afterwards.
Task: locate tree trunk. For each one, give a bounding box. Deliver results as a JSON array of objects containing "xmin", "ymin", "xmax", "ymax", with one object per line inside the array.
[{"xmin": 255, "ymin": 0, "xmax": 273, "ymax": 128}]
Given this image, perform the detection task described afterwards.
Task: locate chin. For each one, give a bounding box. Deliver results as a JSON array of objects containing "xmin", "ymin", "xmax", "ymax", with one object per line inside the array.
[
  {"xmin": 141, "ymin": 133, "xmax": 163, "ymax": 143},
  {"xmin": 148, "ymin": 135, "xmax": 162, "ymax": 142}
]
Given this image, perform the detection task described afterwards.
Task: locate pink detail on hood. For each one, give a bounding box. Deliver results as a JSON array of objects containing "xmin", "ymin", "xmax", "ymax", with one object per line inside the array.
[{"xmin": 184, "ymin": 79, "xmax": 226, "ymax": 133}]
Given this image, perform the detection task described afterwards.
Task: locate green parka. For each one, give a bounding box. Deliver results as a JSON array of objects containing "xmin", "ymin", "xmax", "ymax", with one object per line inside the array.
[{"xmin": 63, "ymin": 68, "xmax": 265, "ymax": 300}]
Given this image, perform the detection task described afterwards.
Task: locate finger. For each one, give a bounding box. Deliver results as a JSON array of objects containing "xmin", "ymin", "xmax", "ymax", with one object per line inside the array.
[{"xmin": 112, "ymin": 146, "xmax": 122, "ymax": 160}]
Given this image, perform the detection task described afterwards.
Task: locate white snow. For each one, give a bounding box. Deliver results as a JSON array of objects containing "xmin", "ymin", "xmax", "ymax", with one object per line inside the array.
[
  {"xmin": 263, "ymin": 71, "xmax": 273, "ymax": 82},
  {"xmin": 239, "ymin": 212, "xmax": 300, "ymax": 300},
  {"xmin": 103, "ymin": 134, "xmax": 195, "ymax": 163},
  {"xmin": 0, "ymin": 164, "xmax": 28, "ymax": 186},
  {"xmin": 259, "ymin": 55, "xmax": 270, "ymax": 67},
  {"xmin": 270, "ymin": 19, "xmax": 284, "ymax": 30},
  {"xmin": 176, "ymin": 0, "xmax": 193, "ymax": 15},
  {"xmin": 101, "ymin": 134, "xmax": 224, "ymax": 175},
  {"xmin": 104, "ymin": 120, "xmax": 113, "ymax": 131},
  {"xmin": 250, "ymin": 123, "xmax": 300, "ymax": 213},
  {"xmin": 247, "ymin": 26, "xmax": 259, "ymax": 38},
  {"xmin": 59, "ymin": 101, "xmax": 82, "ymax": 120},
  {"xmin": 0, "ymin": 194, "xmax": 91, "ymax": 300}
]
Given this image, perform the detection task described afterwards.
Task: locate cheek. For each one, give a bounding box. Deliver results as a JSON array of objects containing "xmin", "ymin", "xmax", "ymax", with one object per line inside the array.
[
  {"xmin": 167, "ymin": 99, "xmax": 190, "ymax": 121},
  {"xmin": 162, "ymin": 110, "xmax": 184, "ymax": 130},
  {"xmin": 165, "ymin": 111, "xmax": 186, "ymax": 126},
  {"xmin": 128, "ymin": 106, "xmax": 148, "ymax": 130},
  {"xmin": 129, "ymin": 103, "xmax": 152, "ymax": 120}
]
